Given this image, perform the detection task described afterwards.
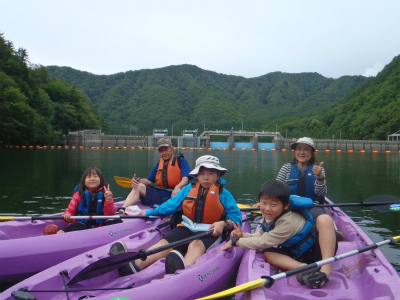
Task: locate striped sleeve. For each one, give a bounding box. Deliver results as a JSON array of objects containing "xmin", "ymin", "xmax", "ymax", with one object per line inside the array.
[
  {"xmin": 276, "ymin": 163, "xmax": 291, "ymax": 182},
  {"xmin": 314, "ymin": 167, "xmax": 327, "ymax": 196}
]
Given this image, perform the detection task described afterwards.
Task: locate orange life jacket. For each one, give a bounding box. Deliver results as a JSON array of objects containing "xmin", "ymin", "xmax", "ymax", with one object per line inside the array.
[
  {"xmin": 182, "ymin": 181, "xmax": 225, "ymax": 224},
  {"xmin": 155, "ymin": 155, "xmax": 182, "ymax": 189}
]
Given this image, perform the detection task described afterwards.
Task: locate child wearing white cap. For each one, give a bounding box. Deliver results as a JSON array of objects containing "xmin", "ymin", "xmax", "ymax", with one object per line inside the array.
[{"xmin": 109, "ymin": 155, "xmax": 242, "ymax": 276}]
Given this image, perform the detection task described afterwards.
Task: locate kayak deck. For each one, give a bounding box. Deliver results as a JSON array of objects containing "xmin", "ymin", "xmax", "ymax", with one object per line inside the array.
[
  {"xmin": 0, "ymin": 202, "xmax": 166, "ymax": 284},
  {"xmin": 235, "ymin": 199, "xmax": 400, "ymax": 300},
  {"xmin": 1, "ymin": 212, "xmax": 251, "ymax": 300}
]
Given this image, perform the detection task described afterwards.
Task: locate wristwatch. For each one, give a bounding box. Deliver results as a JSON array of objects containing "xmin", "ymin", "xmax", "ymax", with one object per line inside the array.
[{"xmin": 231, "ymin": 236, "xmax": 240, "ymax": 247}]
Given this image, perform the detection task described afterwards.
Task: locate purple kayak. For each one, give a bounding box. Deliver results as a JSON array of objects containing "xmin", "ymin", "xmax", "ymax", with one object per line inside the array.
[
  {"xmin": 0, "ymin": 202, "xmax": 166, "ymax": 284},
  {"xmin": 235, "ymin": 197, "xmax": 400, "ymax": 300},
  {"xmin": 0, "ymin": 212, "xmax": 251, "ymax": 300}
]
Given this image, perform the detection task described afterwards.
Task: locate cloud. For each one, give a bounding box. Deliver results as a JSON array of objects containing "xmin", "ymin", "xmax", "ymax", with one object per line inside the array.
[{"xmin": 362, "ymin": 62, "xmax": 384, "ymax": 77}]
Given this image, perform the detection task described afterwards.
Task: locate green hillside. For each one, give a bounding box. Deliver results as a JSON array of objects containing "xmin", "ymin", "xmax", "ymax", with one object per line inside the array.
[
  {"xmin": 46, "ymin": 65, "xmax": 367, "ymax": 136},
  {"xmin": 0, "ymin": 33, "xmax": 105, "ymax": 146},
  {"xmin": 262, "ymin": 55, "xmax": 400, "ymax": 140}
]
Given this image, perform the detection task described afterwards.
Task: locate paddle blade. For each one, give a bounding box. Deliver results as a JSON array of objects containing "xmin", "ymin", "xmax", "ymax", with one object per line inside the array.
[
  {"xmin": 67, "ymin": 251, "xmax": 140, "ymax": 286},
  {"xmin": 114, "ymin": 176, "xmax": 132, "ymax": 189},
  {"xmin": 0, "ymin": 216, "xmax": 15, "ymax": 222},
  {"xmin": 196, "ymin": 278, "xmax": 265, "ymax": 300},
  {"xmin": 237, "ymin": 203, "xmax": 261, "ymax": 214},
  {"xmin": 363, "ymin": 195, "xmax": 400, "ymax": 212}
]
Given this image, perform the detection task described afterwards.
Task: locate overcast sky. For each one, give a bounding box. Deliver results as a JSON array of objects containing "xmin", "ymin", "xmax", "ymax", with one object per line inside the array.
[{"xmin": 1, "ymin": 0, "xmax": 399, "ymax": 79}]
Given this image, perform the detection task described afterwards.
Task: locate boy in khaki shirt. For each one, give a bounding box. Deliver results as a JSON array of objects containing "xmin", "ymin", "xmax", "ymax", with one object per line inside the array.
[{"xmin": 221, "ymin": 180, "xmax": 334, "ymax": 289}]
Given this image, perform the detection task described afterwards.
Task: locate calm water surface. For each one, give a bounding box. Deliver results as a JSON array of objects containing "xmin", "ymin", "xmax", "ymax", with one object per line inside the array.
[{"xmin": 1, "ymin": 148, "xmax": 399, "ymax": 274}]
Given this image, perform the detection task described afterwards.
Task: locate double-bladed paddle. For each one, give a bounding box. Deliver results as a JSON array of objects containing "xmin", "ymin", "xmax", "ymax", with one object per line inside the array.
[
  {"xmin": 0, "ymin": 214, "xmax": 163, "ymax": 222},
  {"xmin": 114, "ymin": 176, "xmax": 173, "ymax": 192},
  {"xmin": 238, "ymin": 195, "xmax": 400, "ymax": 213},
  {"xmin": 67, "ymin": 229, "xmax": 214, "ymax": 286},
  {"xmin": 196, "ymin": 235, "xmax": 400, "ymax": 300}
]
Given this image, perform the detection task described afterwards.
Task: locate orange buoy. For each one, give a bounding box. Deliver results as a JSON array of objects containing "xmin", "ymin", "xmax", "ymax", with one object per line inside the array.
[
  {"xmin": 65, "ymin": 146, "xmax": 69, "ymax": 149},
  {"xmin": 139, "ymin": 147, "xmax": 143, "ymax": 150},
  {"xmin": 271, "ymin": 149, "xmax": 276, "ymax": 152},
  {"xmin": 232, "ymin": 148, "xmax": 237, "ymax": 151},
  {"xmin": 242, "ymin": 148, "xmax": 246, "ymax": 151},
  {"xmin": 148, "ymin": 147, "xmax": 152, "ymax": 150},
  {"xmin": 325, "ymin": 150, "xmax": 330, "ymax": 153},
  {"xmin": 22, "ymin": 146, "xmax": 26, "ymax": 149},
  {"xmin": 57, "ymin": 146, "xmax": 62, "ymax": 149},
  {"xmin": 360, "ymin": 150, "xmax": 366, "ymax": 154},
  {"xmin": 261, "ymin": 149, "xmax": 266, "ymax": 152},
  {"xmin": 348, "ymin": 150, "xmax": 354, "ymax": 153},
  {"xmin": 315, "ymin": 149, "xmax": 319, "ymax": 153},
  {"xmin": 123, "ymin": 147, "xmax": 127, "ymax": 150},
  {"xmin": 51, "ymin": 146, "xmax": 54, "ymax": 149},
  {"xmin": 190, "ymin": 147, "xmax": 194, "ymax": 150},
  {"xmin": 251, "ymin": 148, "xmax": 256, "ymax": 152},
  {"xmin": 223, "ymin": 148, "xmax": 227, "ymax": 151},
  {"xmin": 199, "ymin": 148, "xmax": 204, "ymax": 151},
  {"xmin": 385, "ymin": 151, "xmax": 391, "ymax": 154},
  {"xmin": 181, "ymin": 147, "xmax": 186, "ymax": 150},
  {"xmin": 336, "ymin": 150, "xmax": 342, "ymax": 153},
  {"xmin": 372, "ymin": 150, "xmax": 378, "ymax": 154},
  {"xmin": 208, "ymin": 148, "xmax": 212, "ymax": 151},
  {"xmin": 282, "ymin": 149, "xmax": 287, "ymax": 152}
]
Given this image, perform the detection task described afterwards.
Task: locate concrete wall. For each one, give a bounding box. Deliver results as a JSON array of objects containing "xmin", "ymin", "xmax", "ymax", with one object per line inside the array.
[
  {"xmin": 276, "ymin": 138, "xmax": 400, "ymax": 152},
  {"xmin": 66, "ymin": 131, "xmax": 399, "ymax": 152}
]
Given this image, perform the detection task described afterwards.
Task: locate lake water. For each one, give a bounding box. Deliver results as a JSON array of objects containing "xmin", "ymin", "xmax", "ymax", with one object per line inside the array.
[{"xmin": 1, "ymin": 148, "xmax": 399, "ymax": 276}]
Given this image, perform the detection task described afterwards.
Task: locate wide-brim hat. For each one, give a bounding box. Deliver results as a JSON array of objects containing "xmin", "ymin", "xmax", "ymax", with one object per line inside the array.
[
  {"xmin": 291, "ymin": 137, "xmax": 316, "ymax": 151},
  {"xmin": 189, "ymin": 155, "xmax": 227, "ymax": 176}
]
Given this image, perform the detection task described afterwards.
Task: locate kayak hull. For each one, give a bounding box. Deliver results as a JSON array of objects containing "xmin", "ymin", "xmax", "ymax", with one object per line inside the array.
[
  {"xmin": 0, "ymin": 202, "xmax": 164, "ymax": 283},
  {"xmin": 0, "ymin": 212, "xmax": 251, "ymax": 300},
  {"xmin": 235, "ymin": 198, "xmax": 400, "ymax": 300}
]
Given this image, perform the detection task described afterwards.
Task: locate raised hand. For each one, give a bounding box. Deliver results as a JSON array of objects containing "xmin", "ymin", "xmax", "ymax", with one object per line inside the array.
[
  {"xmin": 104, "ymin": 184, "xmax": 113, "ymax": 201},
  {"xmin": 131, "ymin": 174, "xmax": 140, "ymax": 188},
  {"xmin": 313, "ymin": 162, "xmax": 324, "ymax": 179},
  {"xmin": 231, "ymin": 222, "xmax": 243, "ymax": 238}
]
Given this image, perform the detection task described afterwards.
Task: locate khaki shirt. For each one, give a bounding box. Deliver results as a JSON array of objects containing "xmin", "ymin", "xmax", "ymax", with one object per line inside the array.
[{"xmin": 238, "ymin": 210, "xmax": 306, "ymax": 250}]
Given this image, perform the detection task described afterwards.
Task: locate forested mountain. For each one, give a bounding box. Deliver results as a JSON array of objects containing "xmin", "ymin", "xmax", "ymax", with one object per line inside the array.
[
  {"xmin": 0, "ymin": 33, "xmax": 105, "ymax": 145},
  {"xmin": 46, "ymin": 65, "xmax": 367, "ymax": 137},
  {"xmin": 262, "ymin": 55, "xmax": 400, "ymax": 140}
]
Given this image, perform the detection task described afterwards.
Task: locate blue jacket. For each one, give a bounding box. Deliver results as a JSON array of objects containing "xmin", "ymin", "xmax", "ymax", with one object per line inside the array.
[
  {"xmin": 75, "ymin": 185, "xmax": 105, "ymax": 226},
  {"xmin": 262, "ymin": 195, "xmax": 315, "ymax": 257},
  {"xmin": 146, "ymin": 178, "xmax": 242, "ymax": 227},
  {"xmin": 287, "ymin": 164, "xmax": 318, "ymax": 201}
]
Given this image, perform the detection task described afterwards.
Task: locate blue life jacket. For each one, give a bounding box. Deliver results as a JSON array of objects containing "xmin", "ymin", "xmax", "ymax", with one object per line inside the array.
[
  {"xmin": 261, "ymin": 195, "xmax": 315, "ymax": 257},
  {"xmin": 287, "ymin": 164, "xmax": 318, "ymax": 201},
  {"xmin": 75, "ymin": 185, "xmax": 106, "ymax": 226}
]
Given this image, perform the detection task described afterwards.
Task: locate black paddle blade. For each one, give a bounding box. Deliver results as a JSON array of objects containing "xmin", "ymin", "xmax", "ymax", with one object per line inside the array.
[
  {"xmin": 67, "ymin": 251, "xmax": 140, "ymax": 286},
  {"xmin": 362, "ymin": 195, "xmax": 400, "ymax": 212}
]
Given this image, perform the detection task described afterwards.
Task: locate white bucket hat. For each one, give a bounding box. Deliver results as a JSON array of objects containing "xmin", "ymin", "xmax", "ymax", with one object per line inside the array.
[
  {"xmin": 189, "ymin": 155, "xmax": 227, "ymax": 176},
  {"xmin": 291, "ymin": 137, "xmax": 316, "ymax": 151}
]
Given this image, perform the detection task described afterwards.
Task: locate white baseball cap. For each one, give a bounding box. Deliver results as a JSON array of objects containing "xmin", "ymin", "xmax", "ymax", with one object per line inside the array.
[
  {"xmin": 291, "ymin": 137, "xmax": 316, "ymax": 151},
  {"xmin": 189, "ymin": 155, "xmax": 227, "ymax": 176}
]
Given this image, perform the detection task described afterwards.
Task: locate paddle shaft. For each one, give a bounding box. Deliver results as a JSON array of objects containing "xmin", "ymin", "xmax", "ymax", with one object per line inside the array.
[
  {"xmin": 263, "ymin": 236, "xmax": 400, "ymax": 286},
  {"xmin": 0, "ymin": 215, "xmax": 161, "ymax": 222},
  {"xmin": 239, "ymin": 201, "xmax": 399, "ymax": 211},
  {"xmin": 66, "ymin": 229, "xmax": 214, "ymax": 286},
  {"xmin": 197, "ymin": 235, "xmax": 400, "ymax": 299},
  {"xmin": 139, "ymin": 229, "xmax": 214, "ymax": 260}
]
